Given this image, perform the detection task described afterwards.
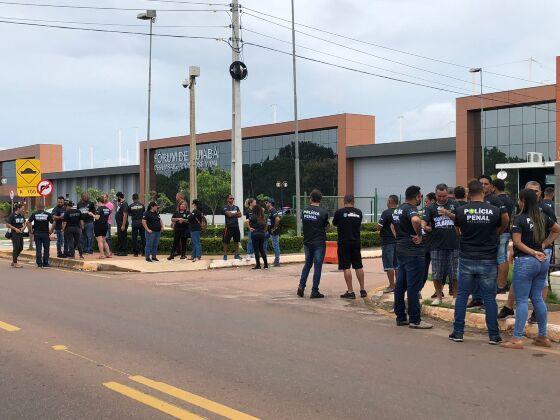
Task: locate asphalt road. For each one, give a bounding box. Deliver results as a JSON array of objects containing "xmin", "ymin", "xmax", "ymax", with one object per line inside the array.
[{"xmin": 1, "ymin": 260, "xmax": 559, "ymax": 419}]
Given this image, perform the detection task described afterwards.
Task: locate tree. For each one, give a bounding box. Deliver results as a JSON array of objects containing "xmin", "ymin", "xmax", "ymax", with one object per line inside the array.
[
  {"xmin": 75, "ymin": 186, "xmax": 103, "ymax": 202},
  {"xmin": 197, "ymin": 168, "xmax": 231, "ymax": 225}
]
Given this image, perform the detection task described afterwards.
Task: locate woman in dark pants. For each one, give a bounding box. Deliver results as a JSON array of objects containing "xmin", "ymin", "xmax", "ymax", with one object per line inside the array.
[
  {"xmin": 6, "ymin": 204, "xmax": 26, "ymax": 268},
  {"xmin": 249, "ymin": 205, "xmax": 268, "ymax": 270},
  {"xmin": 168, "ymin": 201, "xmax": 190, "ymax": 260}
]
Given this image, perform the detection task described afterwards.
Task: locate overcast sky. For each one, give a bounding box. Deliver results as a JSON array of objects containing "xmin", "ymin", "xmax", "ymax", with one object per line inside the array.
[{"xmin": 0, "ymin": 0, "xmax": 558, "ymax": 170}]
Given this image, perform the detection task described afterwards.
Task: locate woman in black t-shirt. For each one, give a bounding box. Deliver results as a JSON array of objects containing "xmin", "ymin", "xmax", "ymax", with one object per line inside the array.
[
  {"xmin": 168, "ymin": 201, "xmax": 190, "ymax": 260},
  {"xmin": 188, "ymin": 199, "xmax": 205, "ymax": 261},
  {"xmin": 89, "ymin": 199, "xmax": 112, "ymax": 259},
  {"xmin": 502, "ymin": 189, "xmax": 560, "ymax": 350},
  {"xmin": 249, "ymin": 205, "xmax": 268, "ymax": 269},
  {"xmin": 6, "ymin": 203, "xmax": 26, "ymax": 268},
  {"xmin": 142, "ymin": 201, "xmax": 164, "ymax": 262}
]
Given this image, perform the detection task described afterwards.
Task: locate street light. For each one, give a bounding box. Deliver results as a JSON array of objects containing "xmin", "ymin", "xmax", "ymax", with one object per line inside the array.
[
  {"xmin": 469, "ymin": 67, "xmax": 484, "ymax": 173},
  {"xmin": 182, "ymin": 65, "xmax": 200, "ymax": 203},
  {"xmin": 138, "ymin": 9, "xmax": 156, "ymax": 201},
  {"xmin": 276, "ymin": 180, "xmax": 288, "ymax": 213}
]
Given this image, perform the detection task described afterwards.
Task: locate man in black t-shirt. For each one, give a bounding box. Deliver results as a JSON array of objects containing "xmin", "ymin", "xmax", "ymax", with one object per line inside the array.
[
  {"xmin": 244, "ymin": 198, "xmax": 256, "ymax": 260},
  {"xmin": 298, "ymin": 189, "xmax": 329, "ymax": 299},
  {"xmin": 115, "ymin": 192, "xmax": 129, "ymax": 256},
  {"xmin": 265, "ymin": 198, "xmax": 281, "ymax": 266},
  {"xmin": 422, "ymin": 183, "xmax": 458, "ymax": 304},
  {"xmin": 333, "ymin": 195, "xmax": 365, "ymax": 299},
  {"xmin": 128, "ymin": 194, "xmax": 146, "ymax": 257},
  {"xmin": 77, "ymin": 192, "xmax": 95, "ymax": 254},
  {"xmin": 492, "ymin": 178, "xmax": 515, "ymax": 292},
  {"xmin": 62, "ymin": 201, "xmax": 84, "ymax": 259},
  {"xmin": 6, "ymin": 204, "xmax": 26, "ymax": 268},
  {"xmin": 27, "ymin": 202, "xmax": 54, "ymax": 268},
  {"xmin": 422, "ymin": 192, "xmax": 436, "ymax": 288},
  {"xmin": 378, "ymin": 195, "xmax": 399, "ymax": 293},
  {"xmin": 543, "ymin": 186, "xmax": 554, "ymax": 210},
  {"xmin": 450, "ymin": 179, "xmax": 507, "ymax": 345},
  {"xmin": 453, "ymin": 185, "xmax": 467, "ymax": 206},
  {"xmin": 52, "ymin": 196, "xmax": 68, "ymax": 258},
  {"xmin": 222, "ymin": 195, "xmax": 242, "ymax": 260},
  {"xmin": 391, "ymin": 185, "xmax": 432, "ymax": 329}
]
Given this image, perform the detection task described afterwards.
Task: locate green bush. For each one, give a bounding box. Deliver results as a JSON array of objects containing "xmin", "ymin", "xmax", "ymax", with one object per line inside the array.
[
  {"xmin": 361, "ymin": 222, "xmax": 379, "ymax": 232},
  {"xmin": 279, "ymin": 214, "xmax": 296, "ymax": 233}
]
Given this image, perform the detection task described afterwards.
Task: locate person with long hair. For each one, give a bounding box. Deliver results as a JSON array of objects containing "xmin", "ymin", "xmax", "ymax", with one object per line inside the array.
[
  {"xmin": 249, "ymin": 204, "xmax": 268, "ymax": 269},
  {"xmin": 502, "ymin": 188, "xmax": 560, "ymax": 349},
  {"xmin": 142, "ymin": 201, "xmax": 164, "ymax": 262},
  {"xmin": 188, "ymin": 199, "xmax": 204, "ymax": 261},
  {"xmin": 244, "ymin": 198, "xmax": 255, "ymax": 261},
  {"xmin": 168, "ymin": 201, "xmax": 189, "ymax": 260},
  {"xmin": 89, "ymin": 197, "xmax": 112, "ymax": 259}
]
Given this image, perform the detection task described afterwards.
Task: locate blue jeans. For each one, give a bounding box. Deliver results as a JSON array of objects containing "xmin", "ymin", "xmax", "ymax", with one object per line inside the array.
[
  {"xmin": 191, "ymin": 230, "xmax": 202, "ymax": 259},
  {"xmin": 395, "ymin": 254, "xmax": 425, "ymax": 324},
  {"xmin": 267, "ymin": 233, "xmax": 280, "ymax": 263},
  {"xmin": 246, "ymin": 230, "xmax": 254, "ymax": 254},
  {"xmin": 106, "ymin": 226, "xmax": 112, "ymax": 251},
  {"xmin": 55, "ymin": 228, "xmax": 68, "ymax": 256},
  {"xmin": 513, "ymin": 256, "xmax": 549, "ymax": 338},
  {"xmin": 34, "ymin": 232, "xmax": 50, "ymax": 266},
  {"xmin": 299, "ymin": 243, "xmax": 326, "ymax": 293},
  {"xmin": 145, "ymin": 231, "xmax": 161, "ymax": 258},
  {"xmin": 453, "ymin": 258, "xmax": 500, "ymax": 339},
  {"xmin": 81, "ymin": 222, "xmax": 94, "ymax": 253}
]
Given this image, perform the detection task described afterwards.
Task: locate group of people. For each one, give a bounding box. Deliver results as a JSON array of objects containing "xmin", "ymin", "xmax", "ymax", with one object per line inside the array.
[{"xmin": 376, "ymin": 177, "xmax": 557, "ymax": 349}]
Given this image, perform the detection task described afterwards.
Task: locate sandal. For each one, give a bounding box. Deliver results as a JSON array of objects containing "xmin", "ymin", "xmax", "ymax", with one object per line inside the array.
[
  {"xmin": 533, "ymin": 336, "xmax": 552, "ymax": 348},
  {"xmin": 501, "ymin": 339, "xmax": 524, "ymax": 349}
]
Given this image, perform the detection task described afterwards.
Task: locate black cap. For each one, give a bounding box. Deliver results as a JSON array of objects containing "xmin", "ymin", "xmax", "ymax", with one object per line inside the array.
[{"xmin": 266, "ymin": 197, "xmax": 275, "ymax": 204}]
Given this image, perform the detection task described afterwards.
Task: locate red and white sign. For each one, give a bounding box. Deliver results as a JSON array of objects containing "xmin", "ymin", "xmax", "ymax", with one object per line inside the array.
[
  {"xmin": 37, "ymin": 179, "xmax": 53, "ymax": 197},
  {"xmin": 9, "ymin": 190, "xmax": 14, "ymax": 200}
]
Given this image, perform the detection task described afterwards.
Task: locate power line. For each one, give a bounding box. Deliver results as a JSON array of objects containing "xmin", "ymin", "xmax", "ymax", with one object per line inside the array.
[
  {"xmin": 243, "ymin": 6, "xmax": 546, "ymax": 86},
  {"xmin": 146, "ymin": 0, "xmax": 229, "ymax": 5},
  {"xmin": 242, "ymin": 11, "xmax": 557, "ymax": 109},
  {"xmin": 0, "ymin": 0, "xmax": 229, "ymax": 12},
  {"xmin": 0, "ymin": 15, "xmax": 229, "ymax": 28},
  {"xmin": 243, "ymin": 42, "xmax": 556, "ymax": 114},
  {"xmin": 0, "ymin": 19, "xmax": 227, "ymax": 41}
]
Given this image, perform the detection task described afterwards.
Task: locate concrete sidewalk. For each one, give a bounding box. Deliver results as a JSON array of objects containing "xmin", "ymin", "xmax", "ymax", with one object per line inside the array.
[
  {"xmin": 0, "ymin": 242, "xmax": 381, "ymax": 273},
  {"xmin": 371, "ymin": 280, "xmax": 560, "ymax": 342}
]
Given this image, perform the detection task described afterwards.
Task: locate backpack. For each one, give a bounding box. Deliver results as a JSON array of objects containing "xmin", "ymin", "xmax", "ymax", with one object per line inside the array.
[{"xmin": 200, "ymin": 215, "xmax": 208, "ymax": 231}]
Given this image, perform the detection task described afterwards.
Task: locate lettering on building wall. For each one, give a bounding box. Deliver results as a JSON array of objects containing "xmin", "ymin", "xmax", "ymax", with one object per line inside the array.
[{"xmin": 153, "ymin": 147, "xmax": 220, "ymax": 172}]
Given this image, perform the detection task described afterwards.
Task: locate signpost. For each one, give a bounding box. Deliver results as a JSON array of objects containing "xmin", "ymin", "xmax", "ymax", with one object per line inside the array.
[
  {"xmin": 37, "ymin": 179, "xmax": 53, "ymax": 197},
  {"xmin": 9, "ymin": 190, "xmax": 14, "ymax": 212},
  {"xmin": 16, "ymin": 159, "xmax": 41, "ymax": 197}
]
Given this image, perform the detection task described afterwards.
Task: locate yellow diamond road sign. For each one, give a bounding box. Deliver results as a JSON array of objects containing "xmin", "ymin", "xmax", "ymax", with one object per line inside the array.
[{"xmin": 16, "ymin": 159, "xmax": 41, "ymax": 197}]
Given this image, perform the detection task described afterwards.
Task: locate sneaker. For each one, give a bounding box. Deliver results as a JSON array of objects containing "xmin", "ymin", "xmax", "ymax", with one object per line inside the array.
[
  {"xmin": 145, "ymin": 257, "xmax": 153, "ymax": 262},
  {"xmin": 180, "ymin": 255, "xmax": 186, "ymax": 260},
  {"xmin": 528, "ymin": 311, "xmax": 537, "ymax": 324},
  {"xmin": 431, "ymin": 292, "xmax": 444, "ymax": 299},
  {"xmin": 498, "ymin": 306, "xmax": 514, "ymax": 320},
  {"xmin": 263, "ymin": 265, "xmax": 269, "ymax": 270},
  {"xmin": 252, "ymin": 266, "xmax": 261, "ymax": 270},
  {"xmin": 467, "ymin": 299, "xmax": 484, "ymax": 308},
  {"xmin": 273, "ymin": 262, "xmax": 280, "ymax": 267},
  {"xmin": 133, "ymin": 253, "xmax": 139, "ymax": 257},
  {"xmin": 533, "ymin": 336, "xmax": 552, "ymax": 348},
  {"xmin": 57, "ymin": 254, "xmax": 67, "ymax": 259},
  {"xmin": 310, "ymin": 291, "xmax": 325, "ymax": 299},
  {"xmin": 449, "ymin": 331, "xmax": 464, "ymax": 342},
  {"xmin": 234, "ymin": 254, "xmax": 242, "ymax": 260},
  {"xmin": 360, "ymin": 290, "xmax": 367, "ymax": 298},
  {"xmin": 431, "ymin": 298, "xmax": 442, "ymax": 306},
  {"xmin": 409, "ymin": 321, "xmax": 433, "ymax": 329},
  {"xmin": 297, "ymin": 288, "xmax": 304, "ymax": 298},
  {"xmin": 396, "ymin": 320, "xmax": 409, "ymax": 326},
  {"xmin": 489, "ymin": 336, "xmax": 503, "ymax": 345},
  {"xmin": 340, "ymin": 291, "xmax": 356, "ymax": 300},
  {"xmin": 167, "ymin": 255, "xmax": 175, "ymax": 260},
  {"xmin": 37, "ymin": 264, "xmax": 43, "ymax": 268},
  {"xmin": 152, "ymin": 257, "xmax": 159, "ymax": 262},
  {"xmin": 223, "ymin": 255, "xmax": 227, "ymax": 261},
  {"xmin": 383, "ymin": 287, "xmax": 394, "ymax": 294}
]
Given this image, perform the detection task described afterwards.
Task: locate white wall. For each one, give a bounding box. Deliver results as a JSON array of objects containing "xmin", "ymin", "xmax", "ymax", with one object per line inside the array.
[{"xmin": 353, "ymin": 152, "xmax": 456, "ymax": 202}]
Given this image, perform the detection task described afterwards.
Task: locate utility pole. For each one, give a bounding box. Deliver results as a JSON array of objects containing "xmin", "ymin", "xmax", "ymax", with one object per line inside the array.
[
  {"xmin": 291, "ymin": 0, "xmax": 302, "ymax": 236},
  {"xmin": 231, "ymin": 0, "xmax": 244, "ymax": 237},
  {"xmin": 184, "ymin": 66, "xmax": 200, "ymax": 202}
]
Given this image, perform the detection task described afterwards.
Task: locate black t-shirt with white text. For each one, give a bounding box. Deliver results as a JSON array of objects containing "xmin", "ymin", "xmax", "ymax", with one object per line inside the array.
[
  {"xmin": 454, "ymin": 201, "xmax": 501, "ymax": 260},
  {"xmin": 512, "ymin": 213, "xmax": 555, "ymax": 258},
  {"xmin": 267, "ymin": 207, "xmax": 280, "ymax": 235},
  {"xmin": 378, "ymin": 208, "xmax": 396, "ymax": 246},
  {"xmin": 172, "ymin": 211, "xmax": 190, "ymax": 232},
  {"xmin": 423, "ymin": 200, "xmax": 459, "ymax": 250},
  {"xmin": 332, "ymin": 207, "xmax": 362, "ymax": 245},
  {"xmin": 94, "ymin": 205, "xmax": 111, "ymax": 227},
  {"xmin": 302, "ymin": 205, "xmax": 329, "ymax": 246},
  {"xmin": 77, "ymin": 200, "xmax": 95, "ymax": 223},
  {"xmin": 52, "ymin": 204, "xmax": 65, "ymax": 229},
  {"xmin": 543, "ymin": 199, "xmax": 554, "ymax": 210},
  {"xmin": 540, "ymin": 202, "xmax": 557, "ymax": 223},
  {"xmin": 391, "ymin": 203, "xmax": 424, "ymax": 257},
  {"xmin": 6, "ymin": 213, "xmax": 25, "ymax": 229},
  {"xmin": 63, "ymin": 208, "xmax": 83, "ymax": 228},
  {"xmin": 128, "ymin": 201, "xmax": 146, "ymax": 227},
  {"xmin": 497, "ymin": 193, "xmax": 515, "ymax": 233},
  {"xmin": 143, "ymin": 211, "xmax": 162, "ymax": 232},
  {"xmin": 29, "ymin": 210, "xmax": 53, "ymax": 233},
  {"xmin": 223, "ymin": 205, "xmax": 241, "ymax": 228}
]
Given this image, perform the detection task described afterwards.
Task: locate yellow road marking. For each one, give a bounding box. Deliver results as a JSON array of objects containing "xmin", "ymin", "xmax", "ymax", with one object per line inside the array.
[
  {"xmin": 0, "ymin": 320, "xmax": 20, "ymax": 332},
  {"xmin": 51, "ymin": 345, "xmax": 129, "ymax": 376},
  {"xmin": 52, "ymin": 345, "xmax": 68, "ymax": 351},
  {"xmin": 104, "ymin": 382, "xmax": 204, "ymax": 420},
  {"xmin": 131, "ymin": 375, "xmax": 259, "ymax": 420}
]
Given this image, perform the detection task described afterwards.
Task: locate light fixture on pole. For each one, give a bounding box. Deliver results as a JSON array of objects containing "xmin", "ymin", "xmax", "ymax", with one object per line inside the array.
[
  {"xmin": 137, "ymin": 9, "xmax": 156, "ymax": 201},
  {"xmin": 276, "ymin": 180, "xmax": 288, "ymax": 213},
  {"xmin": 182, "ymin": 65, "xmax": 200, "ymax": 203},
  {"xmin": 469, "ymin": 67, "xmax": 484, "ymax": 174}
]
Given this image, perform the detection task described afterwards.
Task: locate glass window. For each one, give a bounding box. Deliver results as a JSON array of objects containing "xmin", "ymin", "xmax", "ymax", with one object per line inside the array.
[
  {"xmin": 498, "ymin": 145, "xmax": 509, "ymax": 156},
  {"xmin": 510, "ymin": 144, "xmax": 523, "ymax": 160},
  {"xmin": 510, "ymin": 125, "xmax": 522, "ymax": 144},
  {"xmin": 549, "ymin": 122, "xmax": 556, "ymax": 144},
  {"xmin": 535, "ymin": 122, "xmax": 549, "ymax": 142},
  {"xmin": 523, "ymin": 142, "xmax": 535, "ymax": 156},
  {"xmin": 484, "ymin": 110, "xmax": 498, "ymax": 128},
  {"xmin": 549, "ymin": 102, "xmax": 556, "ymax": 122},
  {"xmin": 549, "ymin": 142, "xmax": 557, "ymax": 161},
  {"xmin": 497, "ymin": 108, "xmax": 509, "ymax": 127},
  {"xmin": 485, "ymin": 127, "xmax": 497, "ymax": 147},
  {"xmin": 497, "ymin": 127, "xmax": 509, "ymax": 146},
  {"xmin": 1, "ymin": 160, "xmax": 16, "ymax": 184},
  {"xmin": 523, "ymin": 106, "xmax": 536, "ymax": 124},
  {"xmin": 510, "ymin": 107, "xmax": 523, "ymax": 125},
  {"xmin": 523, "ymin": 124, "xmax": 535, "ymax": 143},
  {"xmin": 536, "ymin": 106, "xmax": 549, "ymax": 124},
  {"xmin": 536, "ymin": 142, "xmax": 549, "ymax": 160}
]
